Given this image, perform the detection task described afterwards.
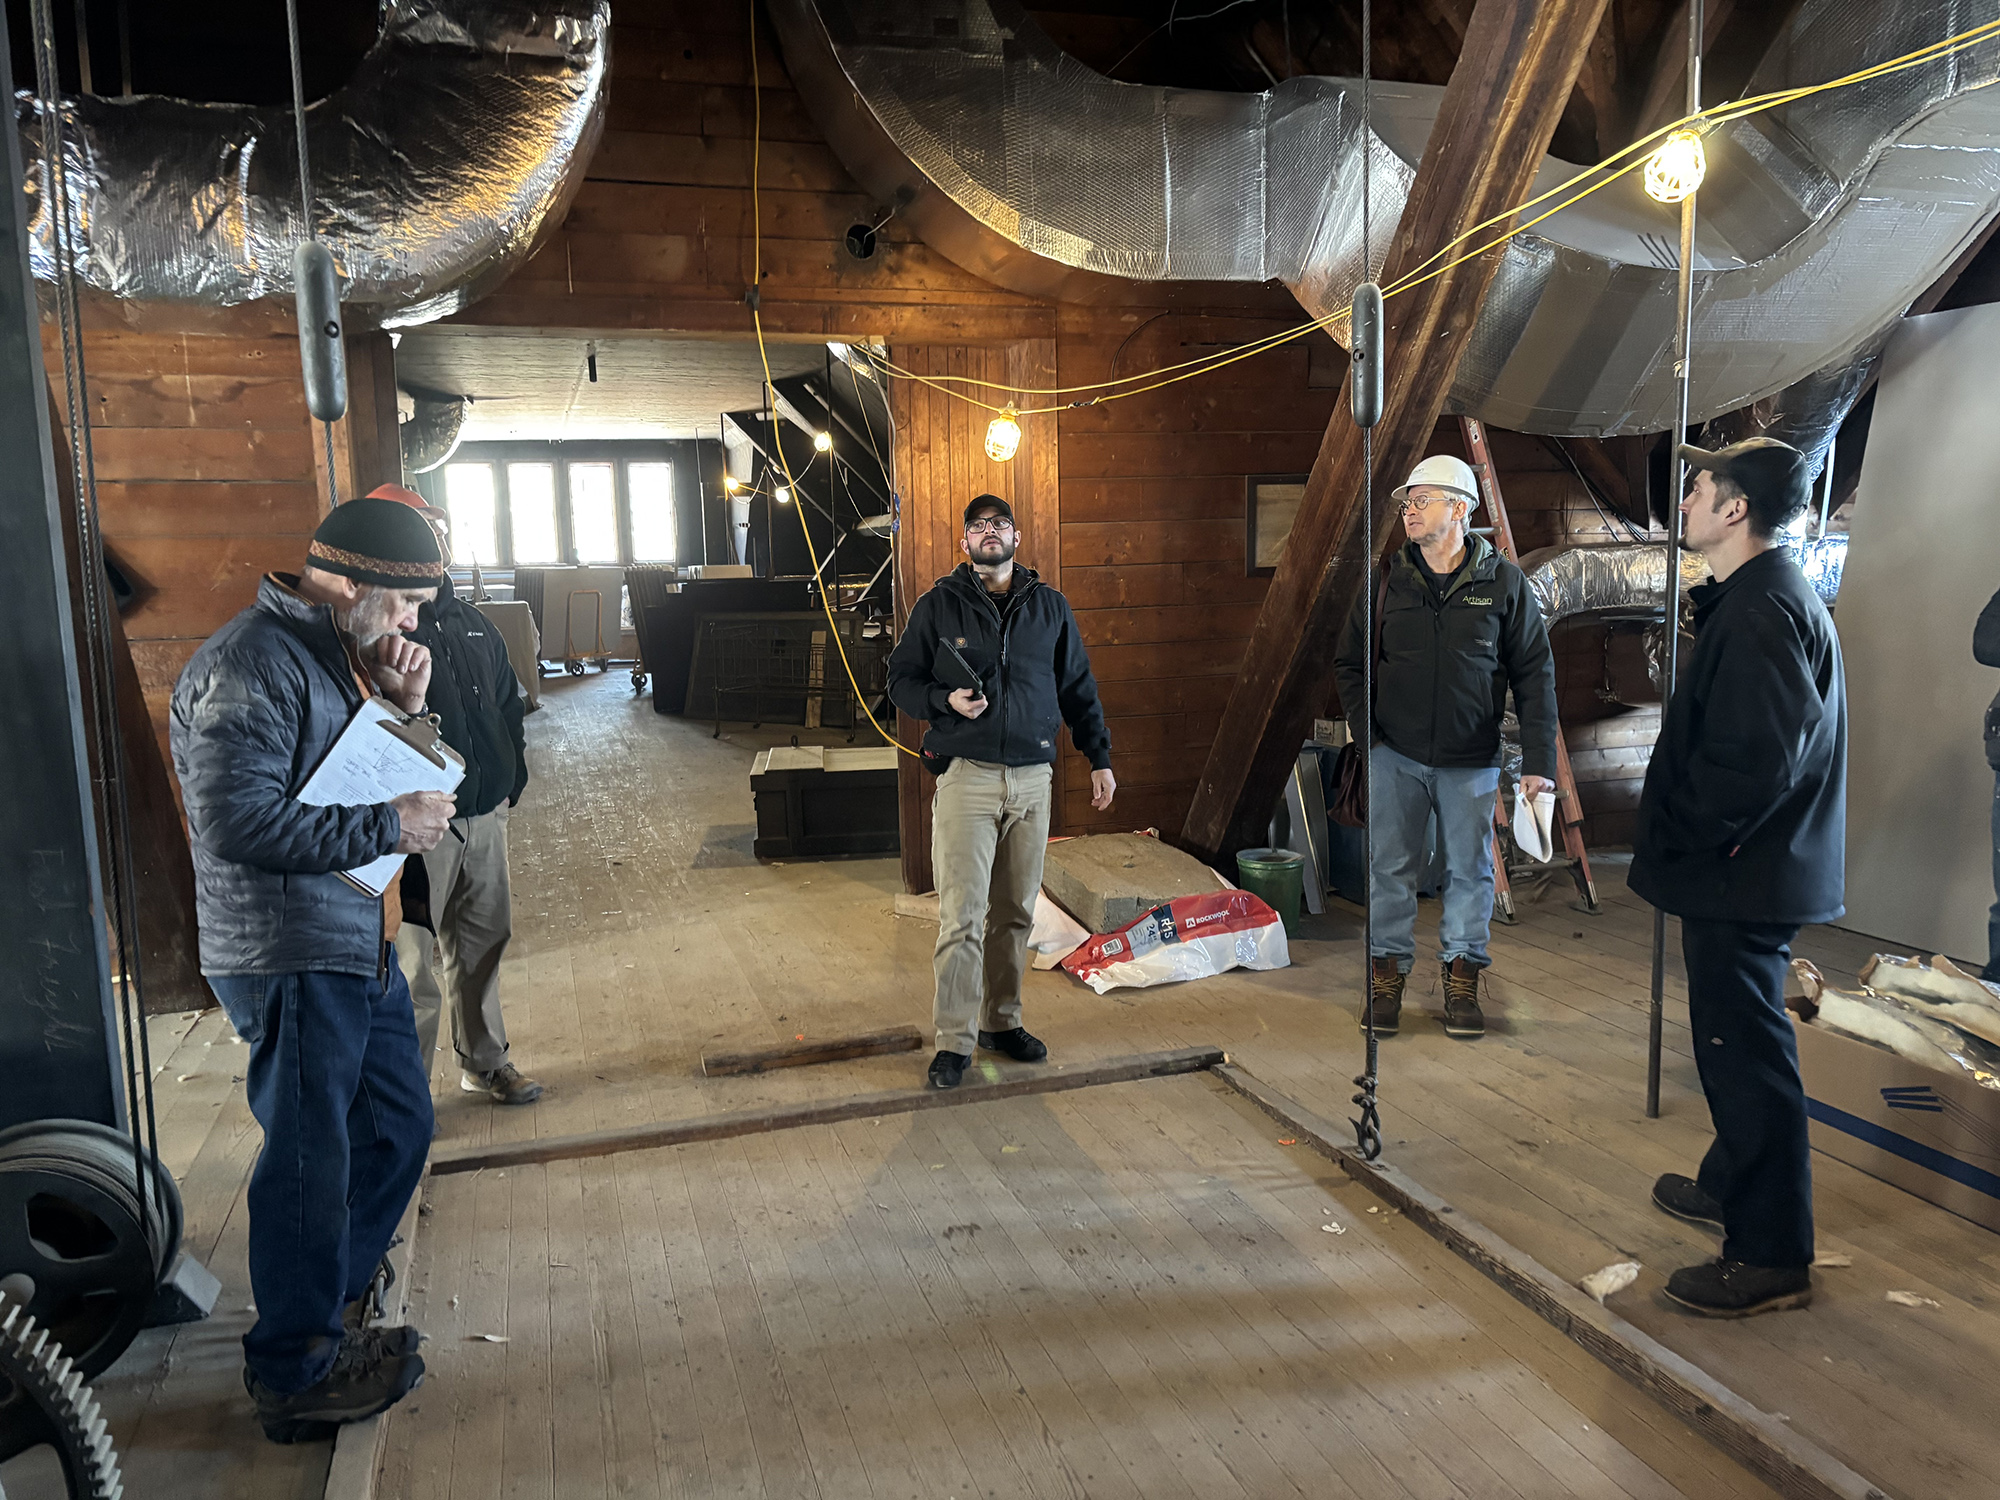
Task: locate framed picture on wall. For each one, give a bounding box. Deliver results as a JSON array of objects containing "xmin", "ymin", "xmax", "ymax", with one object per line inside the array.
[{"xmin": 1245, "ymin": 474, "xmax": 1308, "ymax": 577}]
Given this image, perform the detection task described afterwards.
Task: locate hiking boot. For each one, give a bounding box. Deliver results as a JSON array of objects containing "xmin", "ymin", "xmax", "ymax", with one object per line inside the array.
[
  {"xmin": 1366, "ymin": 958, "xmax": 1405, "ymax": 1035},
  {"xmin": 1441, "ymin": 957, "xmax": 1487, "ymax": 1038},
  {"xmin": 1664, "ymin": 1259, "xmax": 1812, "ymax": 1318},
  {"xmin": 928, "ymin": 1050, "xmax": 969, "ymax": 1090},
  {"xmin": 978, "ymin": 1027, "xmax": 1048, "ymax": 1062},
  {"xmin": 461, "ymin": 1062, "xmax": 544, "ymax": 1106},
  {"xmin": 1651, "ymin": 1173, "xmax": 1725, "ymax": 1234},
  {"xmin": 246, "ymin": 1334, "xmax": 425, "ymax": 1444}
]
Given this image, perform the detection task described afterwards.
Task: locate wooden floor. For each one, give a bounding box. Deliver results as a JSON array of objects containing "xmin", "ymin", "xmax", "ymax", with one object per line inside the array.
[
  {"xmin": 56, "ymin": 668, "xmax": 2000, "ymax": 1499},
  {"xmin": 384, "ymin": 1072, "xmax": 1776, "ymax": 1500}
]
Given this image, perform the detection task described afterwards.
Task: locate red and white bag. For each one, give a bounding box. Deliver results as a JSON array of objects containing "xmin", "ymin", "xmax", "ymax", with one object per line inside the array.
[{"xmin": 1060, "ymin": 890, "xmax": 1290, "ymax": 994}]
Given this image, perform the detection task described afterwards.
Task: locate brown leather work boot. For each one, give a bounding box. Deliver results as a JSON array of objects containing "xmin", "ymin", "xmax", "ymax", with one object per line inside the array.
[
  {"xmin": 1366, "ymin": 957, "xmax": 1404, "ymax": 1035},
  {"xmin": 1441, "ymin": 957, "xmax": 1486, "ymax": 1038}
]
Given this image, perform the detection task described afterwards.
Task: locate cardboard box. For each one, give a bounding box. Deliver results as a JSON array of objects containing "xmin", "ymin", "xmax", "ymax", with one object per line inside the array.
[{"xmin": 1793, "ymin": 1016, "xmax": 2000, "ymax": 1235}]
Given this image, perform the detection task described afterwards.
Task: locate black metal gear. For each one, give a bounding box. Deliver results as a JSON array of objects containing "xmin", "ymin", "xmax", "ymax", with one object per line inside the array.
[{"xmin": 0, "ymin": 1292, "xmax": 123, "ymax": 1500}]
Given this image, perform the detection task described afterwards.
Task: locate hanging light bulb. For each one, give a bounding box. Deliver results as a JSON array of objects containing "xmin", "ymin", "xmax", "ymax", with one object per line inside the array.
[
  {"xmin": 813, "ymin": 430, "xmax": 833, "ymax": 452},
  {"xmin": 775, "ymin": 485, "xmax": 792, "ymax": 504},
  {"xmin": 722, "ymin": 473, "xmax": 742, "ymax": 493},
  {"xmin": 984, "ymin": 404, "xmax": 1022, "ymax": 462},
  {"xmin": 1644, "ymin": 128, "xmax": 1708, "ymax": 204}
]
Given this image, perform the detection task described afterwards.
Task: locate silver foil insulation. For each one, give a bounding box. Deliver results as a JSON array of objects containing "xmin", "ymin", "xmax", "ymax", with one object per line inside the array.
[
  {"xmin": 18, "ymin": 0, "xmax": 610, "ymax": 326},
  {"xmin": 778, "ymin": 0, "xmax": 2000, "ymax": 436}
]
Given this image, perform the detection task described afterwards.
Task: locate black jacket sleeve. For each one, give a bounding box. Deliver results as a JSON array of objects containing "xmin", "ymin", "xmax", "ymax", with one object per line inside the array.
[
  {"xmin": 1053, "ymin": 595, "xmax": 1112, "ymax": 771},
  {"xmin": 175, "ymin": 649, "xmax": 400, "ymax": 873},
  {"xmin": 1653, "ymin": 603, "xmax": 1822, "ymax": 856},
  {"xmin": 497, "ymin": 634, "xmax": 528, "ymax": 805},
  {"xmin": 885, "ymin": 593, "xmax": 957, "ymax": 724},
  {"xmin": 1331, "ymin": 575, "xmax": 1371, "ymax": 738},
  {"xmin": 1975, "ymin": 587, "xmax": 2000, "ymax": 667},
  {"xmin": 1502, "ymin": 571, "xmax": 1559, "ymax": 779}
]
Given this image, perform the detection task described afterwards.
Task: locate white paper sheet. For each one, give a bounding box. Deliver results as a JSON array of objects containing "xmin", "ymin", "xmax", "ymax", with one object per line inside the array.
[
  {"xmin": 1512, "ymin": 787, "xmax": 1557, "ymax": 864},
  {"xmin": 297, "ymin": 698, "xmax": 465, "ymax": 896}
]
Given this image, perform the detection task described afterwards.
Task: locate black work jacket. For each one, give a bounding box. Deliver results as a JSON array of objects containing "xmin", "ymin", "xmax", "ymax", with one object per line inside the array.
[
  {"xmin": 1629, "ymin": 547, "xmax": 1847, "ymax": 925},
  {"xmin": 1975, "ymin": 586, "xmax": 2000, "ymax": 768},
  {"xmin": 1333, "ymin": 535, "xmax": 1560, "ymax": 777},
  {"xmin": 885, "ymin": 563, "xmax": 1112, "ymax": 770},
  {"xmin": 407, "ymin": 585, "xmax": 528, "ymax": 819}
]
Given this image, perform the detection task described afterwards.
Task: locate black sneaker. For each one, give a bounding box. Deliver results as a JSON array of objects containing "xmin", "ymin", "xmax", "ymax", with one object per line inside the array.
[
  {"xmin": 1651, "ymin": 1172, "xmax": 1725, "ymax": 1233},
  {"xmin": 246, "ymin": 1336, "xmax": 425, "ymax": 1444},
  {"xmin": 977, "ymin": 1027, "xmax": 1048, "ymax": 1062},
  {"xmin": 1664, "ymin": 1259, "xmax": 1812, "ymax": 1318},
  {"xmin": 927, "ymin": 1050, "xmax": 969, "ymax": 1090}
]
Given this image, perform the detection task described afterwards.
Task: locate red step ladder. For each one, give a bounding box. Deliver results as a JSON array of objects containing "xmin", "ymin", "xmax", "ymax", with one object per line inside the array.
[{"xmin": 1458, "ymin": 416, "xmax": 1602, "ymax": 918}]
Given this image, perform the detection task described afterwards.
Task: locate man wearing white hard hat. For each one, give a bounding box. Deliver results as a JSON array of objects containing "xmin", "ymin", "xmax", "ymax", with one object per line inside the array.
[{"xmin": 1333, "ymin": 453, "xmax": 1558, "ymax": 1037}]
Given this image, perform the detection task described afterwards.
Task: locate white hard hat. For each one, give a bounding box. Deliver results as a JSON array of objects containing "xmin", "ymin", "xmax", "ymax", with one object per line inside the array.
[{"xmin": 1391, "ymin": 454, "xmax": 1480, "ymax": 511}]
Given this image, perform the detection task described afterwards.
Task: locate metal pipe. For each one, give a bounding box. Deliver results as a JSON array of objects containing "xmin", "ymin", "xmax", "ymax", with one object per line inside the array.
[
  {"xmin": 1817, "ymin": 455, "xmax": 1836, "ymax": 537},
  {"xmin": 1649, "ymin": 0, "xmax": 1703, "ymax": 1121}
]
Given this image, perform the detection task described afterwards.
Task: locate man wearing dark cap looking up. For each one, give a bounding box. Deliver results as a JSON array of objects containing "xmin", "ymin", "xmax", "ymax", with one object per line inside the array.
[
  {"xmin": 1631, "ymin": 437, "xmax": 1847, "ymax": 1319},
  {"xmin": 172, "ymin": 497, "xmax": 453, "ymax": 1440},
  {"xmin": 887, "ymin": 495, "xmax": 1115, "ymax": 1090}
]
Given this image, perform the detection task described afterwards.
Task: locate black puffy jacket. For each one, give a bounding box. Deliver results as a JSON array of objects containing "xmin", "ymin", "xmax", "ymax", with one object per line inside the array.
[
  {"xmin": 1333, "ymin": 535, "xmax": 1559, "ymax": 777},
  {"xmin": 1629, "ymin": 547, "xmax": 1847, "ymax": 925},
  {"xmin": 886, "ymin": 563, "xmax": 1112, "ymax": 770},
  {"xmin": 170, "ymin": 575, "xmax": 403, "ymax": 978},
  {"xmin": 407, "ymin": 586, "xmax": 526, "ymax": 818}
]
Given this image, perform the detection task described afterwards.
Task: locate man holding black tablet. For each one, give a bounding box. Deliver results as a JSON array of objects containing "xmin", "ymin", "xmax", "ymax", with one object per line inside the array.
[{"xmin": 888, "ymin": 495, "xmax": 1115, "ymax": 1089}]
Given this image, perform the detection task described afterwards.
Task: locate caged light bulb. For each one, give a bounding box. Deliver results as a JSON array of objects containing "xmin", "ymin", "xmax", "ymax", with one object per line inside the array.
[
  {"xmin": 1644, "ymin": 129, "xmax": 1707, "ymax": 204},
  {"xmin": 984, "ymin": 404, "xmax": 1022, "ymax": 462}
]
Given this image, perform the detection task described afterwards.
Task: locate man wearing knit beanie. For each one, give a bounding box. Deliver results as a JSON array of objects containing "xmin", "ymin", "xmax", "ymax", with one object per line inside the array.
[
  {"xmin": 370, "ymin": 484, "xmax": 543, "ymax": 1108},
  {"xmin": 171, "ymin": 496, "xmax": 454, "ymax": 1441}
]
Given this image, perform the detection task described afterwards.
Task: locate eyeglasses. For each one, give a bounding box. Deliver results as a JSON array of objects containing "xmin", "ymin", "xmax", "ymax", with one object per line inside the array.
[
  {"xmin": 967, "ymin": 517, "xmax": 1015, "ymax": 535},
  {"xmin": 1397, "ymin": 494, "xmax": 1457, "ymax": 515}
]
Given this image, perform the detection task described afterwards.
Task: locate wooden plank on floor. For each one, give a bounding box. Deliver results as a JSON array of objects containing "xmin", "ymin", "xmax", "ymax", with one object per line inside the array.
[
  {"xmin": 428, "ymin": 1046, "xmax": 1226, "ymax": 1173},
  {"xmin": 701, "ymin": 1024, "xmax": 925, "ymax": 1077}
]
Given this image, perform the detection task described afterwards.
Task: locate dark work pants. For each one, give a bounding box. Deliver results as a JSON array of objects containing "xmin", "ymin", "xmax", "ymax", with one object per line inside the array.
[
  {"xmin": 208, "ymin": 955, "xmax": 434, "ymax": 1393},
  {"xmin": 1682, "ymin": 917, "xmax": 1814, "ymax": 1268}
]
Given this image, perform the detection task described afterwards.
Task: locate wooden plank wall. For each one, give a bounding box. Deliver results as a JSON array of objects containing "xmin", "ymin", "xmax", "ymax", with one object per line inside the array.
[
  {"xmin": 1053, "ymin": 308, "xmax": 1335, "ymax": 840},
  {"xmin": 50, "ymin": 307, "xmax": 324, "ymax": 756},
  {"xmin": 449, "ymin": 4, "xmax": 1054, "ymax": 347}
]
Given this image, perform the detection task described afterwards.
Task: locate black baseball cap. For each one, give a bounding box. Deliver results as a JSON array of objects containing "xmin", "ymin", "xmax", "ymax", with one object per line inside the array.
[
  {"xmin": 964, "ymin": 494, "xmax": 1014, "ymax": 528},
  {"xmin": 1677, "ymin": 437, "xmax": 1811, "ymax": 519}
]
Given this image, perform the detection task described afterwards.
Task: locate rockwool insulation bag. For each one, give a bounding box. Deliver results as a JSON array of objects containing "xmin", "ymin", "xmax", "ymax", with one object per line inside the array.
[{"xmin": 1061, "ymin": 890, "xmax": 1290, "ymax": 994}]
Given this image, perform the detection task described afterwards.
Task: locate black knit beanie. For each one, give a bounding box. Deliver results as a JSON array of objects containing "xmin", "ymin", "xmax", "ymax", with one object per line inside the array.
[{"xmin": 306, "ymin": 497, "xmax": 445, "ymax": 587}]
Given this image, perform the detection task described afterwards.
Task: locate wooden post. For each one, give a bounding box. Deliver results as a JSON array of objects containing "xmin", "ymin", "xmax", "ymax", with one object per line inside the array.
[{"xmin": 1181, "ymin": 0, "xmax": 1612, "ymax": 860}]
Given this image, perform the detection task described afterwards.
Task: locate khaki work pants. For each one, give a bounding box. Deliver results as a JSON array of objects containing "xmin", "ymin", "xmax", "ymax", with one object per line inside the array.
[
  {"xmin": 392, "ymin": 804, "xmax": 515, "ymax": 1076},
  {"xmin": 930, "ymin": 759, "xmax": 1053, "ymax": 1055}
]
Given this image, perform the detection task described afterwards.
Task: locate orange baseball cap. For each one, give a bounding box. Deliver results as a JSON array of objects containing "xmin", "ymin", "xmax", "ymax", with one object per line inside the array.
[{"xmin": 368, "ymin": 483, "xmax": 432, "ymax": 509}]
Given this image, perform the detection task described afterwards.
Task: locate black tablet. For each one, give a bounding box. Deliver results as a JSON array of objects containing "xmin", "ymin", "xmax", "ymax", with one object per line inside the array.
[{"xmin": 936, "ymin": 638, "xmax": 985, "ymax": 694}]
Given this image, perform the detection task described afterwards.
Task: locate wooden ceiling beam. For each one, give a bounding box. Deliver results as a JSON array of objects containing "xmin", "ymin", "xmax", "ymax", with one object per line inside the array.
[{"xmin": 1180, "ymin": 0, "xmax": 1613, "ymax": 860}]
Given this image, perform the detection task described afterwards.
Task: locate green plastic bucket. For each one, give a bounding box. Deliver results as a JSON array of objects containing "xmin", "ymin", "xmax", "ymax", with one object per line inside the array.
[{"xmin": 1235, "ymin": 847, "xmax": 1306, "ymax": 935}]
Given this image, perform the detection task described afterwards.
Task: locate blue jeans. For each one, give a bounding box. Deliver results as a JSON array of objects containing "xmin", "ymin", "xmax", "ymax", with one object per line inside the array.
[
  {"xmin": 1684, "ymin": 918, "xmax": 1813, "ymax": 1267},
  {"xmin": 1369, "ymin": 741, "xmax": 1501, "ymax": 971},
  {"xmin": 1988, "ymin": 770, "xmax": 2000, "ymax": 980},
  {"xmin": 208, "ymin": 957, "xmax": 434, "ymax": 1394}
]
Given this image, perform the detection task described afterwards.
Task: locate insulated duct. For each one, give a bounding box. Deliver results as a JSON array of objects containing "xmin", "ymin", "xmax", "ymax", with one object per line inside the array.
[
  {"xmin": 773, "ymin": 0, "xmax": 2000, "ymax": 436},
  {"xmin": 17, "ymin": 0, "xmax": 610, "ymax": 326},
  {"xmin": 401, "ymin": 391, "xmax": 471, "ymax": 474},
  {"xmin": 1522, "ymin": 535, "xmax": 1850, "ymax": 630}
]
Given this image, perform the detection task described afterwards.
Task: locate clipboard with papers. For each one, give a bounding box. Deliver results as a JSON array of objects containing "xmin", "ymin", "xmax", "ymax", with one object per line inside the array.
[{"xmin": 297, "ymin": 698, "xmax": 466, "ymax": 897}]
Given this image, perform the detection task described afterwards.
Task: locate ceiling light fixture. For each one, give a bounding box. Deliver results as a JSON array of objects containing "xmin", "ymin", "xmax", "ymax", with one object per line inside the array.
[
  {"xmin": 813, "ymin": 430, "xmax": 833, "ymax": 452},
  {"xmin": 985, "ymin": 404, "xmax": 1022, "ymax": 462},
  {"xmin": 1643, "ymin": 129, "xmax": 1707, "ymax": 204},
  {"xmin": 775, "ymin": 485, "xmax": 792, "ymax": 503}
]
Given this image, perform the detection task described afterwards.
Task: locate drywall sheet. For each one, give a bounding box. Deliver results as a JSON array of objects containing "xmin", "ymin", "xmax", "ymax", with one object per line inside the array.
[{"xmin": 1837, "ymin": 302, "xmax": 2000, "ymax": 962}]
